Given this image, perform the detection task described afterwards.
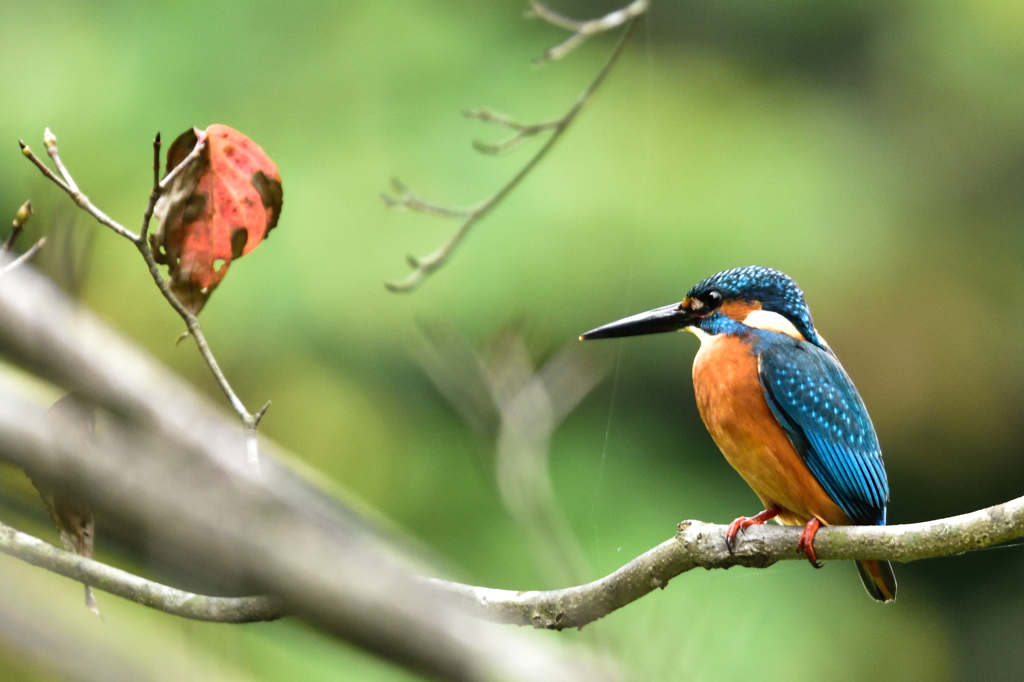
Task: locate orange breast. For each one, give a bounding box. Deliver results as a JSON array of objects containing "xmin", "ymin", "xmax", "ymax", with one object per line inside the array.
[{"xmin": 691, "ymin": 333, "xmax": 850, "ymax": 527}]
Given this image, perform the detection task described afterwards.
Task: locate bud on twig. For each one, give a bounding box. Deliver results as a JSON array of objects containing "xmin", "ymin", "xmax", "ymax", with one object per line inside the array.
[
  {"xmin": 13, "ymin": 201, "xmax": 32, "ymax": 229},
  {"xmin": 43, "ymin": 127, "xmax": 57, "ymax": 151}
]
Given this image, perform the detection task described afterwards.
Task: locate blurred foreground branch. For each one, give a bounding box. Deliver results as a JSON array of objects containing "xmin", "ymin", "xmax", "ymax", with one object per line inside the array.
[
  {"xmin": 417, "ymin": 326, "xmax": 607, "ymax": 588},
  {"xmin": 0, "ymin": 262, "xmax": 620, "ymax": 682},
  {"xmin": 383, "ymin": 1, "xmax": 646, "ymax": 292}
]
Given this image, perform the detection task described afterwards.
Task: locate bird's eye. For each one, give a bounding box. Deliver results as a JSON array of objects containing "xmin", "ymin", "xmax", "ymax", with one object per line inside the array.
[{"xmin": 703, "ymin": 290, "xmax": 723, "ymax": 309}]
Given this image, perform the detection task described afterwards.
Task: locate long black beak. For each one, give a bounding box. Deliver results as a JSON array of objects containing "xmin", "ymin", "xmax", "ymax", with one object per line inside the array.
[{"xmin": 580, "ymin": 302, "xmax": 693, "ymax": 340}]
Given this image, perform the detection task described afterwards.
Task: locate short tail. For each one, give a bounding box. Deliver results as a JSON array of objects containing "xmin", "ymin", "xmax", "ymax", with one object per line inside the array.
[{"xmin": 856, "ymin": 560, "xmax": 897, "ymax": 602}]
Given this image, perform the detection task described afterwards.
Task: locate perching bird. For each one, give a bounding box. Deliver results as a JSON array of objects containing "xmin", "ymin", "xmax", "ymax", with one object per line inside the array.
[{"xmin": 580, "ymin": 266, "xmax": 896, "ymax": 602}]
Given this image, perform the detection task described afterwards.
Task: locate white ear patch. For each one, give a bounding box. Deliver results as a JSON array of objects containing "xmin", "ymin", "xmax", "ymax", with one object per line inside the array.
[{"xmin": 742, "ymin": 310, "xmax": 805, "ymax": 340}]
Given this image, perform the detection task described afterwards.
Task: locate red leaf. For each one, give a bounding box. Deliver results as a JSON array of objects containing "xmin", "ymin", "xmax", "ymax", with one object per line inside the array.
[{"xmin": 151, "ymin": 124, "xmax": 283, "ymax": 314}]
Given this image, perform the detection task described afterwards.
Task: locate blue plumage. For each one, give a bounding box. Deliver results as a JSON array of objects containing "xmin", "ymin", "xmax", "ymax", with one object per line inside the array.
[{"xmin": 755, "ymin": 332, "xmax": 888, "ymax": 526}]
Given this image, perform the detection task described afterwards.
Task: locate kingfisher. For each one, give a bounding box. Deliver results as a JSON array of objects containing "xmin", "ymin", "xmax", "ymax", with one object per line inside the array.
[{"xmin": 580, "ymin": 266, "xmax": 896, "ymax": 602}]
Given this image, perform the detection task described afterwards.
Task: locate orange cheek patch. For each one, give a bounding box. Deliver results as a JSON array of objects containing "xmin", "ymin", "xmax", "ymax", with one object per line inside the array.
[{"xmin": 719, "ymin": 299, "xmax": 762, "ymax": 322}]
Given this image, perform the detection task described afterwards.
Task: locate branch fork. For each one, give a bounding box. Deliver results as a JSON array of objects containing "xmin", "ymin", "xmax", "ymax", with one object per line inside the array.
[
  {"xmin": 383, "ymin": 0, "xmax": 648, "ymax": 293},
  {"xmin": 19, "ymin": 129, "xmax": 266, "ymax": 470}
]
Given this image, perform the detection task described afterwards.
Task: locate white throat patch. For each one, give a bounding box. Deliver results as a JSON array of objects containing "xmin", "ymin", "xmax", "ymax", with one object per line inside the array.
[{"xmin": 685, "ymin": 325, "xmax": 717, "ymax": 345}]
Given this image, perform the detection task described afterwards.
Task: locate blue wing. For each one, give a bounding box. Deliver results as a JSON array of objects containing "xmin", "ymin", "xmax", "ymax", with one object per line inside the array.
[{"xmin": 756, "ymin": 334, "xmax": 889, "ymax": 526}]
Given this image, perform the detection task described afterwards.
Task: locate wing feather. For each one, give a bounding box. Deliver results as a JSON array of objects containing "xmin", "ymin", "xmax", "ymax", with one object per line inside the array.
[{"xmin": 757, "ymin": 335, "xmax": 888, "ymax": 525}]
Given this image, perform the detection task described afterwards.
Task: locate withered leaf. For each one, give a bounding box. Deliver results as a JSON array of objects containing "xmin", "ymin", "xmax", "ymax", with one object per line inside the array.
[{"xmin": 151, "ymin": 124, "xmax": 283, "ymax": 314}]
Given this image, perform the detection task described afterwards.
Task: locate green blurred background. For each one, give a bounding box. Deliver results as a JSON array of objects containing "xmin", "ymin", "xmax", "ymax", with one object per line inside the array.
[{"xmin": 2, "ymin": 0, "xmax": 1024, "ymax": 679}]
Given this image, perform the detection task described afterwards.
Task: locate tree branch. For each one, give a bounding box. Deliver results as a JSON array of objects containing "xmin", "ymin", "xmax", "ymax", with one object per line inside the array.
[
  {"xmin": 434, "ymin": 494, "xmax": 1024, "ymax": 629},
  {"xmin": 383, "ymin": 1, "xmax": 646, "ymax": 293},
  {"xmin": 0, "ymin": 520, "xmax": 285, "ymax": 623},
  {"xmin": 19, "ymin": 130, "xmax": 263, "ymax": 469}
]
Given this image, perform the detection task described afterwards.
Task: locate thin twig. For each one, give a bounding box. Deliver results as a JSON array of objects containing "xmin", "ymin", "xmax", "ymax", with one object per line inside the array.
[
  {"xmin": 384, "ymin": 6, "xmax": 643, "ymax": 292},
  {"xmin": 139, "ymin": 132, "xmax": 161, "ymax": 244},
  {"xmin": 0, "ymin": 520, "xmax": 286, "ymax": 623},
  {"xmin": 43, "ymin": 128, "xmax": 78, "ymax": 193},
  {"xmin": 19, "ymin": 138, "xmax": 139, "ymax": 242},
  {"xmin": 464, "ymin": 109, "xmax": 561, "ymax": 155},
  {"xmin": 381, "ymin": 178, "xmax": 476, "ymax": 219},
  {"xmin": 21, "ymin": 129, "xmax": 262, "ymax": 470},
  {"xmin": 527, "ymin": 0, "xmax": 650, "ymax": 64},
  {"xmin": 1, "ymin": 239, "xmax": 46, "ymax": 275}
]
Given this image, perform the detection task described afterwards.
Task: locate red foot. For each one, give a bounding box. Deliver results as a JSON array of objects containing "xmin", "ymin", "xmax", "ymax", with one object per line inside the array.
[
  {"xmin": 797, "ymin": 517, "xmax": 823, "ymax": 568},
  {"xmin": 725, "ymin": 508, "xmax": 779, "ymax": 553}
]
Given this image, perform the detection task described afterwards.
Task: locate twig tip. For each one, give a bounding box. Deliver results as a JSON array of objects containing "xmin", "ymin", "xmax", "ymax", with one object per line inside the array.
[{"xmin": 254, "ymin": 401, "xmax": 272, "ymax": 425}]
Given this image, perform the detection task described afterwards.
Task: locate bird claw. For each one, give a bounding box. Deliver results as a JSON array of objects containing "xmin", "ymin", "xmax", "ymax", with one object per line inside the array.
[
  {"xmin": 797, "ymin": 517, "xmax": 823, "ymax": 568},
  {"xmin": 725, "ymin": 508, "xmax": 779, "ymax": 554},
  {"xmin": 724, "ymin": 517, "xmax": 749, "ymax": 553}
]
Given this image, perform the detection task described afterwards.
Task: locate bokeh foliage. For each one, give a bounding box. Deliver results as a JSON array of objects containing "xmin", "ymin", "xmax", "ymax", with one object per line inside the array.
[{"xmin": 2, "ymin": 0, "xmax": 1024, "ymax": 679}]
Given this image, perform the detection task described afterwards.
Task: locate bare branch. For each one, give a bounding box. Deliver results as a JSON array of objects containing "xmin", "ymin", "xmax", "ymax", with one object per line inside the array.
[
  {"xmin": 22, "ymin": 129, "xmax": 262, "ymax": 469},
  {"xmin": 384, "ymin": 2, "xmax": 645, "ymax": 293},
  {"xmin": 528, "ymin": 0, "xmax": 650, "ymax": 64},
  {"xmin": 381, "ymin": 178, "xmax": 476, "ymax": 219},
  {"xmin": 0, "ymin": 520, "xmax": 285, "ymax": 623},
  {"xmin": 464, "ymin": 109, "xmax": 561, "ymax": 155},
  {"xmin": 19, "ymin": 135, "xmax": 140, "ymax": 242}
]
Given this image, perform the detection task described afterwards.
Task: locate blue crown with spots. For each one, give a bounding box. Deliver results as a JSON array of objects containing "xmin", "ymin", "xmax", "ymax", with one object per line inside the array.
[{"xmin": 687, "ymin": 266, "xmax": 820, "ymax": 346}]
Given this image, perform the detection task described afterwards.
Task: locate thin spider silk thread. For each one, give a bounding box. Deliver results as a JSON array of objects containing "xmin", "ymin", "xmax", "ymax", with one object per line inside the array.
[{"xmin": 588, "ymin": 16, "xmax": 654, "ymax": 576}]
